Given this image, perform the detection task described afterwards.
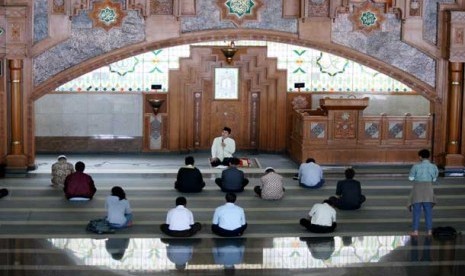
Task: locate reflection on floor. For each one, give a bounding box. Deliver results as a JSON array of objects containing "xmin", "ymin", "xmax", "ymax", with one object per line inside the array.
[
  {"xmin": 1, "ymin": 153, "xmax": 465, "ymax": 275},
  {"xmin": 1, "ymin": 235, "xmax": 464, "ymax": 275}
]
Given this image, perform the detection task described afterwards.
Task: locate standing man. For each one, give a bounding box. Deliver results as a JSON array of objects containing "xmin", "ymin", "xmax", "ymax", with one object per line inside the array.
[
  {"xmin": 329, "ymin": 168, "xmax": 366, "ymax": 210},
  {"xmin": 211, "ymin": 193, "xmax": 247, "ymax": 237},
  {"xmin": 298, "ymin": 158, "xmax": 325, "ymax": 189},
  {"xmin": 63, "ymin": 161, "xmax": 97, "ymax": 201},
  {"xmin": 215, "ymin": 157, "xmax": 249, "ymax": 192},
  {"xmin": 211, "ymin": 127, "xmax": 236, "ymax": 168},
  {"xmin": 408, "ymin": 149, "xmax": 438, "ymax": 236},
  {"xmin": 51, "ymin": 155, "xmax": 75, "ymax": 187},
  {"xmin": 160, "ymin": 196, "xmax": 202, "ymax": 237}
]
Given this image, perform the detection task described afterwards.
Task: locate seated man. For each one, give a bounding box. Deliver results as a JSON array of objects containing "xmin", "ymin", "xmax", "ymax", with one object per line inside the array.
[
  {"xmin": 0, "ymin": 188, "xmax": 8, "ymax": 199},
  {"xmin": 299, "ymin": 200, "xmax": 337, "ymax": 233},
  {"xmin": 63, "ymin": 161, "xmax": 97, "ymax": 200},
  {"xmin": 215, "ymin": 157, "xmax": 249, "ymax": 193},
  {"xmin": 210, "ymin": 127, "xmax": 236, "ymax": 167},
  {"xmin": 160, "ymin": 196, "xmax": 201, "ymax": 237},
  {"xmin": 175, "ymin": 156, "xmax": 205, "ymax": 193},
  {"xmin": 51, "ymin": 155, "xmax": 75, "ymax": 187},
  {"xmin": 254, "ymin": 167, "xmax": 285, "ymax": 200},
  {"xmin": 329, "ymin": 168, "xmax": 366, "ymax": 210},
  {"xmin": 298, "ymin": 158, "xmax": 325, "ymax": 189},
  {"xmin": 212, "ymin": 193, "xmax": 247, "ymax": 237}
]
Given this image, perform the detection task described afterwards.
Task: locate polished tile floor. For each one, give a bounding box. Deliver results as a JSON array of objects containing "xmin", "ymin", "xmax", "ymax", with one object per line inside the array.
[
  {"xmin": 1, "ymin": 235, "xmax": 464, "ymax": 275},
  {"xmin": 1, "ymin": 153, "xmax": 464, "ymax": 275}
]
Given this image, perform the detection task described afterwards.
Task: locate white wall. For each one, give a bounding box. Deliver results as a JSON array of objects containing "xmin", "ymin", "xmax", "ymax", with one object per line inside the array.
[{"xmin": 35, "ymin": 93, "xmax": 143, "ymax": 137}]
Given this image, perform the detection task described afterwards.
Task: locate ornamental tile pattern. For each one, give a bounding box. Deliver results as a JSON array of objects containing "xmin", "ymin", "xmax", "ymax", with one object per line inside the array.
[
  {"xmin": 90, "ymin": 0, "xmax": 127, "ymax": 32},
  {"xmin": 216, "ymin": 0, "xmax": 264, "ymax": 27},
  {"xmin": 150, "ymin": 0, "xmax": 173, "ymax": 15},
  {"xmin": 349, "ymin": 1, "xmax": 385, "ymax": 34}
]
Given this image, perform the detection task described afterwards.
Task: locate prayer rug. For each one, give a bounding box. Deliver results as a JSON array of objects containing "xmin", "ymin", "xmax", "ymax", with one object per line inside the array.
[{"xmin": 209, "ymin": 157, "xmax": 261, "ymax": 168}]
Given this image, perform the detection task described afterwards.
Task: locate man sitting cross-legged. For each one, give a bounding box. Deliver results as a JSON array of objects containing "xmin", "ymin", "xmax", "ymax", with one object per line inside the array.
[
  {"xmin": 160, "ymin": 197, "xmax": 202, "ymax": 237},
  {"xmin": 300, "ymin": 200, "xmax": 337, "ymax": 233},
  {"xmin": 215, "ymin": 157, "xmax": 249, "ymax": 193},
  {"xmin": 211, "ymin": 193, "xmax": 247, "ymax": 237},
  {"xmin": 63, "ymin": 161, "xmax": 97, "ymax": 201},
  {"xmin": 328, "ymin": 168, "xmax": 366, "ymax": 210},
  {"xmin": 175, "ymin": 156, "xmax": 205, "ymax": 193}
]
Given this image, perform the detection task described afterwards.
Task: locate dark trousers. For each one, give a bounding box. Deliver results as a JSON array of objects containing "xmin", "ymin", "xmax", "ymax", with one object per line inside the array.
[
  {"xmin": 211, "ymin": 157, "xmax": 233, "ymax": 167},
  {"xmin": 300, "ymin": 218, "xmax": 336, "ymax": 233},
  {"xmin": 160, "ymin": 223, "xmax": 202, "ymax": 237},
  {"xmin": 0, "ymin": 188, "xmax": 8, "ymax": 199},
  {"xmin": 329, "ymin": 195, "xmax": 366, "ymax": 210},
  {"xmin": 215, "ymin": 178, "xmax": 249, "ymax": 192},
  {"xmin": 174, "ymin": 181, "xmax": 205, "ymax": 193},
  {"xmin": 211, "ymin": 223, "xmax": 247, "ymax": 237}
]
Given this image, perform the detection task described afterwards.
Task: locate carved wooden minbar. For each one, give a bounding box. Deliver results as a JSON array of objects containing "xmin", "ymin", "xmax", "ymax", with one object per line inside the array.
[{"xmin": 289, "ymin": 97, "xmax": 432, "ymax": 165}]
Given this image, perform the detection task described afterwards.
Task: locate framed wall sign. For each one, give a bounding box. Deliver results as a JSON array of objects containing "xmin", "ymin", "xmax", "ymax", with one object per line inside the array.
[{"xmin": 214, "ymin": 68, "xmax": 239, "ymax": 100}]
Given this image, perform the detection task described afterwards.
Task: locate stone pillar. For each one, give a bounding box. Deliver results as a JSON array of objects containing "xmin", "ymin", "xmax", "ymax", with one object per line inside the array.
[{"xmin": 6, "ymin": 59, "xmax": 27, "ymax": 173}]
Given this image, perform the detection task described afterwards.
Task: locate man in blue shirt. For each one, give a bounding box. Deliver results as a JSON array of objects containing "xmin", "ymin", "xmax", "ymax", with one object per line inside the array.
[
  {"xmin": 298, "ymin": 158, "xmax": 325, "ymax": 189},
  {"xmin": 408, "ymin": 149, "xmax": 438, "ymax": 236},
  {"xmin": 211, "ymin": 193, "xmax": 247, "ymax": 237}
]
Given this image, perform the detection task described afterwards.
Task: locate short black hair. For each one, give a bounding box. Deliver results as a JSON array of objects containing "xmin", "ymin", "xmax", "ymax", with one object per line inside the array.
[
  {"xmin": 323, "ymin": 199, "xmax": 333, "ymax": 206},
  {"xmin": 176, "ymin": 196, "xmax": 187, "ymax": 206},
  {"xmin": 111, "ymin": 186, "xmax": 126, "ymax": 200},
  {"xmin": 345, "ymin": 168, "xmax": 355, "ymax": 179},
  {"xmin": 306, "ymin": 158, "xmax": 315, "ymax": 163},
  {"xmin": 223, "ymin": 127, "xmax": 231, "ymax": 134},
  {"xmin": 75, "ymin": 161, "xmax": 85, "ymax": 172},
  {"xmin": 185, "ymin": 156, "xmax": 195, "ymax": 165},
  {"xmin": 225, "ymin": 192, "xmax": 236, "ymax": 203},
  {"xmin": 418, "ymin": 149, "xmax": 430, "ymax": 159}
]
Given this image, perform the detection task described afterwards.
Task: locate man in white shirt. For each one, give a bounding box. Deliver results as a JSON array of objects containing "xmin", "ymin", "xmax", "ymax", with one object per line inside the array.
[
  {"xmin": 211, "ymin": 193, "xmax": 247, "ymax": 237},
  {"xmin": 211, "ymin": 127, "xmax": 236, "ymax": 167},
  {"xmin": 160, "ymin": 197, "xmax": 201, "ymax": 237},
  {"xmin": 298, "ymin": 158, "xmax": 325, "ymax": 189},
  {"xmin": 300, "ymin": 200, "xmax": 337, "ymax": 233}
]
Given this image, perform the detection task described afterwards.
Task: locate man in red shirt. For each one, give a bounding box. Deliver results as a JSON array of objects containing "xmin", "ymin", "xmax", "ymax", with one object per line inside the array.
[{"xmin": 64, "ymin": 161, "xmax": 97, "ymax": 200}]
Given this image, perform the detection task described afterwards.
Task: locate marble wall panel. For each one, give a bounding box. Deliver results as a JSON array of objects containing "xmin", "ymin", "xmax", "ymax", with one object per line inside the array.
[
  {"xmin": 35, "ymin": 93, "xmax": 143, "ymax": 137},
  {"xmin": 332, "ymin": 14, "xmax": 436, "ymax": 87},
  {"xmin": 33, "ymin": 0, "xmax": 48, "ymax": 44},
  {"xmin": 311, "ymin": 94, "xmax": 429, "ymax": 116},
  {"xmin": 87, "ymin": 95, "xmax": 114, "ymax": 114},
  {"xmin": 35, "ymin": 137, "xmax": 143, "ymax": 153},
  {"xmin": 33, "ymin": 11, "xmax": 145, "ymax": 85},
  {"xmin": 35, "ymin": 96, "xmax": 65, "ymax": 114},
  {"xmin": 113, "ymin": 113, "xmax": 142, "ymax": 136},
  {"xmin": 88, "ymin": 114, "xmax": 114, "ymax": 135},
  {"xmin": 62, "ymin": 114, "xmax": 89, "ymax": 136},
  {"xmin": 62, "ymin": 94, "xmax": 89, "ymax": 114},
  {"xmin": 181, "ymin": 0, "xmax": 297, "ymax": 33},
  {"xmin": 35, "ymin": 114, "xmax": 64, "ymax": 136}
]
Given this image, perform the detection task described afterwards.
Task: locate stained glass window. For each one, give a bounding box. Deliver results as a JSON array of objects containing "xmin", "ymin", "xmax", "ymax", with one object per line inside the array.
[{"xmin": 56, "ymin": 41, "xmax": 411, "ymax": 93}]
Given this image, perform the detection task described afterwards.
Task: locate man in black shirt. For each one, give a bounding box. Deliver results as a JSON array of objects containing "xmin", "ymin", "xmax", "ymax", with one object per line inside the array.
[
  {"xmin": 329, "ymin": 168, "xmax": 366, "ymax": 210},
  {"xmin": 175, "ymin": 156, "xmax": 205, "ymax": 193}
]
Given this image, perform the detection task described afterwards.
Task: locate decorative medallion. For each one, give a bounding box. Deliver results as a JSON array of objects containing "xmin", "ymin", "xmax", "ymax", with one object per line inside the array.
[
  {"xmin": 90, "ymin": 0, "xmax": 126, "ymax": 32},
  {"xmin": 291, "ymin": 96, "xmax": 309, "ymax": 109},
  {"xmin": 349, "ymin": 1, "xmax": 385, "ymax": 34},
  {"xmin": 216, "ymin": 0, "xmax": 264, "ymax": 27},
  {"xmin": 53, "ymin": 0, "xmax": 65, "ymax": 14}
]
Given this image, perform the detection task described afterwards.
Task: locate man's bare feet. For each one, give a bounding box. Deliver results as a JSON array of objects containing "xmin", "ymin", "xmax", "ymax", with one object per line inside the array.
[
  {"xmin": 410, "ymin": 231, "xmax": 419, "ymax": 236},
  {"xmin": 427, "ymin": 230, "xmax": 433, "ymax": 236}
]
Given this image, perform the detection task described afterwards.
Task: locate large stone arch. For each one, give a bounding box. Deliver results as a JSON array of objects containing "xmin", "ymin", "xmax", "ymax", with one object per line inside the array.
[{"xmin": 32, "ymin": 29, "xmax": 438, "ymax": 102}]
